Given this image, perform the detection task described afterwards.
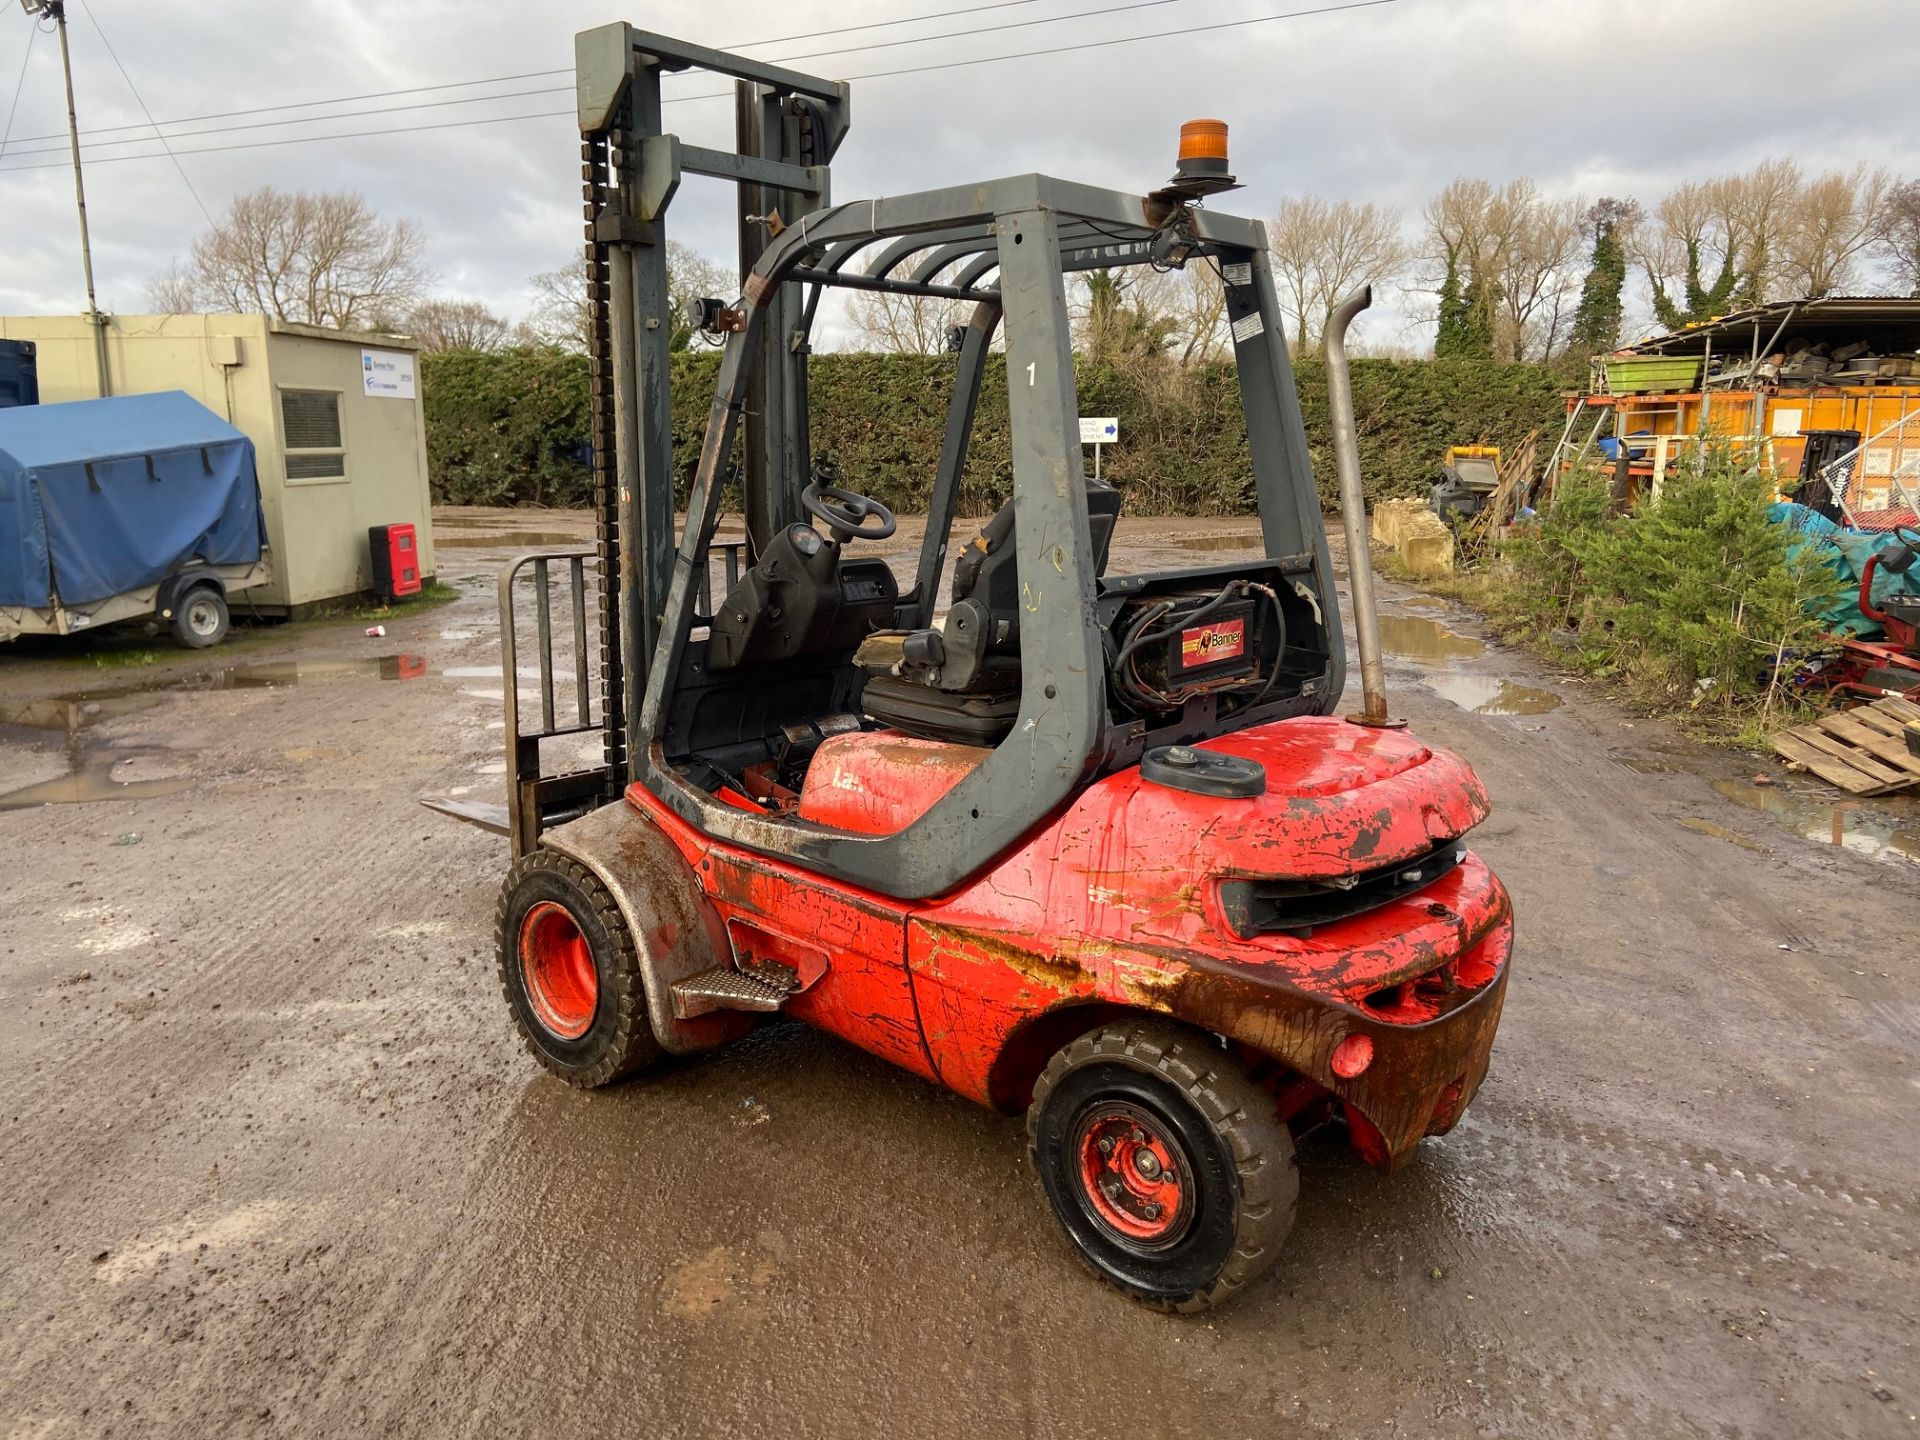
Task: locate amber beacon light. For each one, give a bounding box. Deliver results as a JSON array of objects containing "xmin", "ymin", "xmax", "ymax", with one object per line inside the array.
[
  {"xmin": 1176, "ymin": 119, "xmax": 1230, "ymax": 177},
  {"xmin": 1160, "ymin": 119, "xmax": 1238, "ymax": 201}
]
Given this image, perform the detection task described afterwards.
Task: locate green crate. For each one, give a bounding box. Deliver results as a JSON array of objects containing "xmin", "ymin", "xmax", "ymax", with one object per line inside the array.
[{"xmin": 1603, "ymin": 356, "xmax": 1702, "ymax": 394}]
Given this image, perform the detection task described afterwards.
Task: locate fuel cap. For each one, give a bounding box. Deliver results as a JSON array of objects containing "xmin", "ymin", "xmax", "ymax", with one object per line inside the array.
[{"xmin": 1140, "ymin": 745, "xmax": 1265, "ymax": 799}]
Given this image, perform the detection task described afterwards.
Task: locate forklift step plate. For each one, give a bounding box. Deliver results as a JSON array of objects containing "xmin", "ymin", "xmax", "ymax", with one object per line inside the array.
[{"xmin": 671, "ymin": 965, "xmax": 794, "ymax": 1019}]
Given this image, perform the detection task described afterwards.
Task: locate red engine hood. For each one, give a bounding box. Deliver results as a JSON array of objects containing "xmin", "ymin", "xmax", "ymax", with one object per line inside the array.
[{"xmin": 1095, "ymin": 716, "xmax": 1490, "ymax": 881}]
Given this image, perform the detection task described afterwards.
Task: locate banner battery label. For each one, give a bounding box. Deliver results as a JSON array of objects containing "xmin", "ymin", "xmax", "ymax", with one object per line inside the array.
[{"xmin": 1181, "ymin": 617, "xmax": 1246, "ymax": 665}]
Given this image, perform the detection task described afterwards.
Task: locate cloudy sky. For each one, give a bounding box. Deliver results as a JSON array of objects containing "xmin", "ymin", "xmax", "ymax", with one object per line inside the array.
[{"xmin": 1, "ymin": 0, "xmax": 1912, "ymax": 350}]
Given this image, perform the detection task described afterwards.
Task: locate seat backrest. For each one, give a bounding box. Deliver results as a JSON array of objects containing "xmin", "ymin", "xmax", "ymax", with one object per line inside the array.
[
  {"xmin": 796, "ymin": 727, "xmax": 990, "ymax": 835},
  {"xmin": 950, "ymin": 476, "xmax": 1122, "ymax": 612}
]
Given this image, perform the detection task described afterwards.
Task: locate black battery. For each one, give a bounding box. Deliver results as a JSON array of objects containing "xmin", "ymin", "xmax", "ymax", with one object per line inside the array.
[{"xmin": 1131, "ymin": 591, "xmax": 1258, "ymax": 696}]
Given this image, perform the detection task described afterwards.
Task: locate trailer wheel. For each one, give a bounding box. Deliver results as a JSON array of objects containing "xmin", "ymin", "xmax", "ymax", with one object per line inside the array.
[
  {"xmin": 1027, "ymin": 1020, "xmax": 1296, "ymax": 1313},
  {"xmin": 495, "ymin": 850, "xmax": 663, "ymax": 1087},
  {"xmin": 171, "ymin": 585, "xmax": 229, "ymax": 648}
]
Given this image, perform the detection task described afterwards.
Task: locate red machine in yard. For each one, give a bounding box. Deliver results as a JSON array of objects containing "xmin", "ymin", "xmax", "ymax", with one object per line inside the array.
[
  {"xmin": 1830, "ymin": 525, "xmax": 1920, "ymax": 701},
  {"xmin": 461, "ymin": 26, "xmax": 1515, "ymax": 1311}
]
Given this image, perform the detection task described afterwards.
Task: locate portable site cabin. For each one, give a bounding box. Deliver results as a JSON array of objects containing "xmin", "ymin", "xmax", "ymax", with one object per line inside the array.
[
  {"xmin": 1567, "ymin": 297, "xmax": 1920, "ymax": 525},
  {"xmin": 0, "ymin": 314, "xmax": 435, "ymax": 613}
]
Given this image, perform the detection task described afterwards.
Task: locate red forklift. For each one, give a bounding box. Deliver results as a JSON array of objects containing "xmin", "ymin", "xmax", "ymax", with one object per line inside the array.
[{"xmin": 470, "ymin": 25, "xmax": 1514, "ymax": 1312}]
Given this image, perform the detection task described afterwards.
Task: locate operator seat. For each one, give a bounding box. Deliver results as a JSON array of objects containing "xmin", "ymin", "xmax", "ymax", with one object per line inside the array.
[{"xmin": 858, "ymin": 476, "xmax": 1122, "ymax": 744}]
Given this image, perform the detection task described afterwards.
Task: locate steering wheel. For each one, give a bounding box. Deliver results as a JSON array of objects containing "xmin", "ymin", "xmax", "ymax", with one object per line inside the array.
[
  {"xmin": 802, "ymin": 466, "xmax": 896, "ymax": 542},
  {"xmin": 1895, "ymin": 523, "xmax": 1920, "ymax": 549}
]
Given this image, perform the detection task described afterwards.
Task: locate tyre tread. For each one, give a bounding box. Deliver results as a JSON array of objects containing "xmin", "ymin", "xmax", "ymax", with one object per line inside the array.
[
  {"xmin": 494, "ymin": 849, "xmax": 661, "ymax": 1088},
  {"xmin": 1027, "ymin": 1018, "xmax": 1298, "ymax": 1313}
]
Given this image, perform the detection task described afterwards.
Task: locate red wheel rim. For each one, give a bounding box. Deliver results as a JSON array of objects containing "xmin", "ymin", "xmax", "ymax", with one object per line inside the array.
[
  {"xmin": 1072, "ymin": 1100, "xmax": 1194, "ymax": 1248},
  {"xmin": 519, "ymin": 901, "xmax": 598, "ymax": 1040}
]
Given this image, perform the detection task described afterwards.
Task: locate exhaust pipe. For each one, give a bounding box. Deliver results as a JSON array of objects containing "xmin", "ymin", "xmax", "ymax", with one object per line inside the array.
[{"xmin": 1323, "ymin": 286, "xmax": 1397, "ymax": 728}]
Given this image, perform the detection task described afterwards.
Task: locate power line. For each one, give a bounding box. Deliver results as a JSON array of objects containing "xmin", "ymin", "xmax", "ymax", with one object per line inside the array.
[
  {"xmin": 0, "ymin": 104, "xmax": 579, "ymax": 171},
  {"xmin": 0, "ymin": 21, "xmax": 36, "ymax": 159},
  {"xmin": 736, "ymin": 0, "xmax": 1198, "ymax": 71},
  {"xmin": 0, "ymin": 83, "xmax": 571, "ymax": 158},
  {"xmin": 6, "ymin": 0, "xmax": 1196, "ymax": 160},
  {"xmin": 74, "ymin": 0, "xmax": 212, "ymax": 224},
  {"xmin": 9, "ymin": 70, "xmax": 570, "ymax": 146},
  {"xmin": 4, "ymin": 0, "xmax": 1062, "ymax": 147},
  {"xmin": 837, "ymin": 0, "xmax": 1402, "ymax": 83},
  {"xmin": 0, "ymin": 0, "xmax": 1403, "ymax": 176}
]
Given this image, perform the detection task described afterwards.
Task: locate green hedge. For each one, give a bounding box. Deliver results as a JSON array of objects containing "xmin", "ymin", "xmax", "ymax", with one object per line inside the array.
[{"xmin": 422, "ymin": 348, "xmax": 1567, "ymax": 515}]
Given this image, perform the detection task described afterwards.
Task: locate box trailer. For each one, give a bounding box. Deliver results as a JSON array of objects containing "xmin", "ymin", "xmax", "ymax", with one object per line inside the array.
[
  {"xmin": 0, "ymin": 314, "xmax": 433, "ymax": 614},
  {"xmin": 0, "ymin": 391, "xmax": 269, "ymax": 647}
]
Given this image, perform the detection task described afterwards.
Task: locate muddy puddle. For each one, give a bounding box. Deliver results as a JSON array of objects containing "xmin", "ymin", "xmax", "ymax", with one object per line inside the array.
[
  {"xmin": 0, "ymin": 754, "xmax": 192, "ymax": 812},
  {"xmin": 1367, "ymin": 613, "xmax": 1559, "ymax": 715},
  {"xmin": 0, "ymin": 655, "xmax": 426, "ymax": 810},
  {"xmin": 1423, "ymin": 673, "xmax": 1563, "ymax": 716},
  {"xmin": 1678, "ymin": 817, "xmax": 1770, "ymax": 853},
  {"xmin": 1613, "ymin": 754, "xmax": 1686, "ymax": 775},
  {"xmin": 0, "ymin": 656, "xmax": 429, "ymax": 707},
  {"xmin": 0, "ymin": 694, "xmax": 189, "ymax": 812},
  {"xmin": 200, "ymin": 656, "xmax": 429, "ymax": 687},
  {"xmin": 1172, "ymin": 533, "xmax": 1263, "ymax": 553},
  {"xmin": 444, "ymin": 665, "xmax": 545, "ymax": 681},
  {"xmin": 1711, "ymin": 778, "xmax": 1920, "ymax": 866},
  {"xmin": 1378, "ymin": 615, "xmax": 1486, "ymax": 663},
  {"xmin": 435, "ymin": 531, "xmax": 583, "ymax": 550}
]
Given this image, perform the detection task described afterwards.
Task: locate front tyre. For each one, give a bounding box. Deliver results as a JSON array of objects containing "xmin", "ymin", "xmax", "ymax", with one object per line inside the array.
[
  {"xmin": 495, "ymin": 850, "xmax": 662, "ymax": 1087},
  {"xmin": 1028, "ymin": 1021, "xmax": 1296, "ymax": 1313}
]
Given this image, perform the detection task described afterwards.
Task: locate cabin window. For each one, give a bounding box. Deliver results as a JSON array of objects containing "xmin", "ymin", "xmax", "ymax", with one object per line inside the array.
[{"xmin": 281, "ymin": 389, "xmax": 345, "ymax": 480}]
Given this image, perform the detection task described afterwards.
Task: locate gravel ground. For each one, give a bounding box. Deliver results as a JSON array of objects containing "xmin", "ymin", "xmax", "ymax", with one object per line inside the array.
[{"xmin": 1, "ymin": 507, "xmax": 1914, "ymax": 1438}]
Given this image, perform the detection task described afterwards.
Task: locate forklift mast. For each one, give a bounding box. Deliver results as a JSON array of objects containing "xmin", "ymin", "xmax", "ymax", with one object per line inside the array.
[
  {"xmin": 487, "ymin": 24, "xmax": 1375, "ymax": 891},
  {"xmin": 574, "ymin": 25, "xmax": 850, "ymax": 790}
]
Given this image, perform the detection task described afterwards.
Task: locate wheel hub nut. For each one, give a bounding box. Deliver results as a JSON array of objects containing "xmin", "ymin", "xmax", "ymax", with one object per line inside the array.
[{"xmin": 1134, "ymin": 1150, "xmax": 1162, "ymax": 1180}]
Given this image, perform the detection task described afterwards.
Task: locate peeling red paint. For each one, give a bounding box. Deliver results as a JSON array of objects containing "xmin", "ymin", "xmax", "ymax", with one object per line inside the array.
[{"xmin": 625, "ymin": 712, "xmax": 1513, "ymax": 1169}]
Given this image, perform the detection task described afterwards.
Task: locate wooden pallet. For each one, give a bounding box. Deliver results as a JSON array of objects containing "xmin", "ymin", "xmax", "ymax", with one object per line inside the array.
[{"xmin": 1771, "ymin": 696, "xmax": 1920, "ymax": 796}]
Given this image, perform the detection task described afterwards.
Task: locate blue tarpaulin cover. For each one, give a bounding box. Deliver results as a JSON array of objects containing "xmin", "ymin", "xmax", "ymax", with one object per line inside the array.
[
  {"xmin": 0, "ymin": 391, "xmax": 265, "ymax": 608},
  {"xmin": 1769, "ymin": 501, "xmax": 1909, "ymax": 637}
]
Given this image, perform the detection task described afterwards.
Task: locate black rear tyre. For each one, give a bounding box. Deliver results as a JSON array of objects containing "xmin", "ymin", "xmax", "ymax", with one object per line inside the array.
[
  {"xmin": 495, "ymin": 850, "xmax": 662, "ymax": 1087},
  {"xmin": 1028, "ymin": 1020, "xmax": 1296, "ymax": 1313},
  {"xmin": 171, "ymin": 585, "xmax": 229, "ymax": 649}
]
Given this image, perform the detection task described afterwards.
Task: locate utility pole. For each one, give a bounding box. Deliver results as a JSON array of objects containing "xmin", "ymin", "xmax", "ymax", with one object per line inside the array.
[{"xmin": 22, "ymin": 0, "xmax": 110, "ymax": 395}]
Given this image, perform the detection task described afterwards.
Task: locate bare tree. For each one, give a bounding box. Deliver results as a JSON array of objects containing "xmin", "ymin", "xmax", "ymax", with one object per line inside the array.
[
  {"xmin": 145, "ymin": 261, "xmax": 197, "ymax": 313},
  {"xmin": 405, "ymin": 298, "xmax": 511, "ymax": 353},
  {"xmin": 1268, "ymin": 196, "xmax": 1408, "ymax": 351},
  {"xmin": 1163, "ymin": 262, "xmax": 1230, "ymax": 364},
  {"xmin": 152, "ymin": 187, "xmax": 431, "ymax": 329},
  {"xmin": 1879, "ymin": 179, "xmax": 1920, "ymax": 296},
  {"xmin": 519, "ymin": 242, "xmax": 733, "ymax": 351},
  {"xmin": 845, "ymin": 289, "xmax": 967, "ymax": 354},
  {"xmin": 1425, "ymin": 177, "xmax": 1498, "ymax": 357},
  {"xmin": 1632, "ymin": 177, "xmax": 1734, "ymax": 329},
  {"xmin": 1781, "ymin": 166, "xmax": 1895, "ymax": 298},
  {"xmin": 1422, "ymin": 178, "xmax": 1583, "ymax": 360},
  {"xmin": 1487, "ymin": 180, "xmax": 1586, "ymax": 361},
  {"xmin": 518, "ymin": 265, "xmax": 590, "ymax": 351},
  {"xmin": 1634, "ymin": 160, "xmax": 1818, "ymax": 323},
  {"xmin": 1717, "ymin": 157, "xmax": 1801, "ymax": 304}
]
